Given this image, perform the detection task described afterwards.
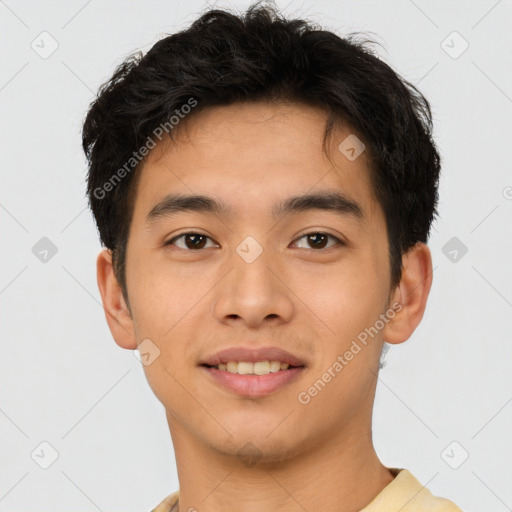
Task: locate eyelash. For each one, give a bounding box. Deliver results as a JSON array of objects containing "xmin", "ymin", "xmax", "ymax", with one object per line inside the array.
[{"xmin": 165, "ymin": 231, "xmax": 345, "ymax": 251}]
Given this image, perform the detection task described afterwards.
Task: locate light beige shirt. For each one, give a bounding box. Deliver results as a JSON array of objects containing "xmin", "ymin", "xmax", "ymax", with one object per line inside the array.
[{"xmin": 150, "ymin": 468, "xmax": 463, "ymax": 511}]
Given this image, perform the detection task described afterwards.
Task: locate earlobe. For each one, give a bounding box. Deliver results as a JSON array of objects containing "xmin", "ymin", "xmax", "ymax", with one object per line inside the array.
[
  {"xmin": 383, "ymin": 242, "xmax": 433, "ymax": 345},
  {"xmin": 96, "ymin": 249, "xmax": 138, "ymax": 350}
]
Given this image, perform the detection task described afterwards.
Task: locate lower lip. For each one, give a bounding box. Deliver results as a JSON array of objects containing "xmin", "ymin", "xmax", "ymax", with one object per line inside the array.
[{"xmin": 201, "ymin": 366, "xmax": 305, "ymax": 397}]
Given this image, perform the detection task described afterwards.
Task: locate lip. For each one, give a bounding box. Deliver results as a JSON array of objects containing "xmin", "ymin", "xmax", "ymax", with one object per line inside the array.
[
  {"xmin": 201, "ymin": 365, "xmax": 305, "ymax": 397},
  {"xmin": 200, "ymin": 346, "xmax": 307, "ymax": 367}
]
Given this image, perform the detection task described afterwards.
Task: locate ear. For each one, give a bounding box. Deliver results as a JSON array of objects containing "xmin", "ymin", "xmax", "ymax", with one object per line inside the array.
[
  {"xmin": 382, "ymin": 242, "xmax": 433, "ymax": 345},
  {"xmin": 96, "ymin": 249, "xmax": 138, "ymax": 350}
]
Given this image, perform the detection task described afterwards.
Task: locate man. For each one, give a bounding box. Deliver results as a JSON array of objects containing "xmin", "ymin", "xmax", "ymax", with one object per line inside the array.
[{"xmin": 83, "ymin": 2, "xmax": 462, "ymax": 510}]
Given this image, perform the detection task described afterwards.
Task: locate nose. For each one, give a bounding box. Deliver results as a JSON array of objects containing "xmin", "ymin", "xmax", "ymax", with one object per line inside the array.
[{"xmin": 211, "ymin": 248, "xmax": 295, "ymax": 330}]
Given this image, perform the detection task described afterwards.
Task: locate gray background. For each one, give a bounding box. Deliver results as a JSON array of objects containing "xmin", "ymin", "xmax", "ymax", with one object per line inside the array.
[{"xmin": 1, "ymin": 0, "xmax": 511, "ymax": 510}]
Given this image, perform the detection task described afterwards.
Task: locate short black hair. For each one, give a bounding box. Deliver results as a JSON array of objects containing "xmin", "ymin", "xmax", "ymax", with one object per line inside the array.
[{"xmin": 83, "ymin": 1, "xmax": 440, "ymax": 306}]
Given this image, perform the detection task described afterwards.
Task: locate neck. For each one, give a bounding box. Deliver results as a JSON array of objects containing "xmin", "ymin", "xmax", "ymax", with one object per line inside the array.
[{"xmin": 167, "ymin": 416, "xmax": 394, "ymax": 512}]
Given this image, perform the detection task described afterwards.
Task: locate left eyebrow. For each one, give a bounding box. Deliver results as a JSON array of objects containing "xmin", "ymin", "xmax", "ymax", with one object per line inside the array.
[
  {"xmin": 145, "ymin": 191, "xmax": 364, "ymax": 225},
  {"xmin": 273, "ymin": 191, "xmax": 364, "ymax": 221}
]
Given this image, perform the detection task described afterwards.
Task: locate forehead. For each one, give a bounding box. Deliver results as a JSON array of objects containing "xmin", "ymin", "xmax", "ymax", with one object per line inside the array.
[{"xmin": 132, "ymin": 101, "xmax": 380, "ymax": 223}]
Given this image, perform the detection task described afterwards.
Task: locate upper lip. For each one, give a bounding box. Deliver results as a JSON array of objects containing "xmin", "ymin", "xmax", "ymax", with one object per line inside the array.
[{"xmin": 200, "ymin": 346, "xmax": 306, "ymax": 367}]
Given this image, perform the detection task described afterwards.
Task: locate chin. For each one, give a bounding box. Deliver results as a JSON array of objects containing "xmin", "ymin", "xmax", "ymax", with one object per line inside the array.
[
  {"xmin": 210, "ymin": 434, "xmax": 304, "ymax": 468},
  {"xmin": 205, "ymin": 421, "xmax": 307, "ymax": 461}
]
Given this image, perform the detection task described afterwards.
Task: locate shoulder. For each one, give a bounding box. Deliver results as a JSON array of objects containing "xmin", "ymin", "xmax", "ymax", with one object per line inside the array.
[
  {"xmin": 151, "ymin": 470, "xmax": 464, "ymax": 512},
  {"xmin": 361, "ymin": 468, "xmax": 463, "ymax": 511}
]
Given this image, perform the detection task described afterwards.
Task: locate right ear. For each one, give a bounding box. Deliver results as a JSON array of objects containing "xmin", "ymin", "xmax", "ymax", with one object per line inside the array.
[{"xmin": 96, "ymin": 249, "xmax": 138, "ymax": 350}]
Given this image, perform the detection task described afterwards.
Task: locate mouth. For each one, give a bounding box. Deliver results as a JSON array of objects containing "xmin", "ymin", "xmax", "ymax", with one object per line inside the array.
[
  {"xmin": 201, "ymin": 360, "xmax": 301, "ymax": 375},
  {"xmin": 199, "ymin": 346, "xmax": 307, "ymax": 397}
]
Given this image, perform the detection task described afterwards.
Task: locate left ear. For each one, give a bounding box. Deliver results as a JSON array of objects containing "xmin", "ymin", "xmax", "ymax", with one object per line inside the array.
[{"xmin": 383, "ymin": 242, "xmax": 433, "ymax": 345}]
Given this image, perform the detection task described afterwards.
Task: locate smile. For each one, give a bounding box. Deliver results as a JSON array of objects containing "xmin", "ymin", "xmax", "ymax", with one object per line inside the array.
[
  {"xmin": 201, "ymin": 363, "xmax": 305, "ymax": 397},
  {"xmin": 205, "ymin": 360, "xmax": 294, "ymax": 375}
]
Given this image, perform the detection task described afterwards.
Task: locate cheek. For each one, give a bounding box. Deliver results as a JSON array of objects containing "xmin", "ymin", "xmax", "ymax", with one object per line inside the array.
[
  {"xmin": 303, "ymin": 258, "xmax": 386, "ymax": 336},
  {"xmin": 130, "ymin": 267, "xmax": 200, "ymax": 409},
  {"xmin": 128, "ymin": 252, "xmax": 196, "ymax": 333},
  {"xmin": 127, "ymin": 253, "xmax": 209, "ymax": 374}
]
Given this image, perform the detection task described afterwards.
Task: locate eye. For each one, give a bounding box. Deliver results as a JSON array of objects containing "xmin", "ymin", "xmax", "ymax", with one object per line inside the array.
[
  {"xmin": 165, "ymin": 232, "xmax": 218, "ymax": 250},
  {"xmin": 292, "ymin": 232, "xmax": 343, "ymax": 250},
  {"xmin": 165, "ymin": 231, "xmax": 344, "ymax": 251}
]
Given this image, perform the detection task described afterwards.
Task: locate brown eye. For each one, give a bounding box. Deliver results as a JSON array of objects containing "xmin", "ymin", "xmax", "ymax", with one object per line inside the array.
[
  {"xmin": 293, "ymin": 232, "xmax": 342, "ymax": 250},
  {"xmin": 166, "ymin": 233, "xmax": 216, "ymax": 250}
]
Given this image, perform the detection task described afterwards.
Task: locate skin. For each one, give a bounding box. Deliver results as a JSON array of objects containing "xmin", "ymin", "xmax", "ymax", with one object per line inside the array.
[{"xmin": 97, "ymin": 101, "xmax": 433, "ymax": 512}]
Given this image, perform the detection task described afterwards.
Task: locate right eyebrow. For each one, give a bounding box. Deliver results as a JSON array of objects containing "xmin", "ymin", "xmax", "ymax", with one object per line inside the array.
[{"xmin": 145, "ymin": 194, "xmax": 231, "ymax": 225}]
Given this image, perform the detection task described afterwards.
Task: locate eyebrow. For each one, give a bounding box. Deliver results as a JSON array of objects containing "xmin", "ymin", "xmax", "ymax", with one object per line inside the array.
[{"xmin": 145, "ymin": 191, "xmax": 364, "ymax": 225}]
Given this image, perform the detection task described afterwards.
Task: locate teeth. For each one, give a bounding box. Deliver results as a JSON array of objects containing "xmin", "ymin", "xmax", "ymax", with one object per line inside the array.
[
  {"xmin": 270, "ymin": 361, "xmax": 281, "ymax": 372},
  {"xmin": 254, "ymin": 361, "xmax": 269, "ymax": 375},
  {"xmin": 237, "ymin": 362, "xmax": 253, "ymax": 375},
  {"xmin": 226, "ymin": 361, "xmax": 238, "ymax": 373},
  {"xmin": 213, "ymin": 360, "xmax": 292, "ymax": 375}
]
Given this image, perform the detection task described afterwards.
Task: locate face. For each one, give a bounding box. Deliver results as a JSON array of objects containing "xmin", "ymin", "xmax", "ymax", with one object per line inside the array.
[{"xmin": 123, "ymin": 101, "xmax": 397, "ymax": 461}]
